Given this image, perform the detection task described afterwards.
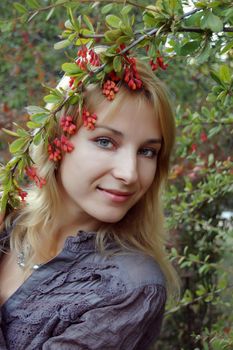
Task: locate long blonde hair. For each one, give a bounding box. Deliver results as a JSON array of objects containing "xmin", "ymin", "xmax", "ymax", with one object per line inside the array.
[{"xmin": 4, "ymin": 59, "xmax": 179, "ymax": 298}]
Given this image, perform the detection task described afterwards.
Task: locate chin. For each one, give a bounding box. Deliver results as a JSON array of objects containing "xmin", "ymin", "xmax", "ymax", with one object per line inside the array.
[{"xmin": 94, "ymin": 211, "xmax": 128, "ymax": 224}]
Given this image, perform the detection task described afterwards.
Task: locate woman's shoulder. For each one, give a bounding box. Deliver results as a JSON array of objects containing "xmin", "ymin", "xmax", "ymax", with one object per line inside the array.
[{"xmin": 104, "ymin": 248, "xmax": 166, "ymax": 291}]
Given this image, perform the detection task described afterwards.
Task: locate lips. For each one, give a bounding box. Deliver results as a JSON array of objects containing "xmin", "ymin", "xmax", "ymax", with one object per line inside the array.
[{"xmin": 97, "ymin": 187, "xmax": 133, "ymax": 196}]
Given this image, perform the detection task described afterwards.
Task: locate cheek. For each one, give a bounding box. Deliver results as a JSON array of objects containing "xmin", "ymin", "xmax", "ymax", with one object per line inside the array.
[{"xmin": 141, "ymin": 161, "xmax": 157, "ymax": 191}]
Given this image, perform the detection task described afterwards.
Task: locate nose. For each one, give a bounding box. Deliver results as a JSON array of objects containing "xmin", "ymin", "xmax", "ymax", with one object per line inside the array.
[{"xmin": 112, "ymin": 149, "xmax": 138, "ymax": 185}]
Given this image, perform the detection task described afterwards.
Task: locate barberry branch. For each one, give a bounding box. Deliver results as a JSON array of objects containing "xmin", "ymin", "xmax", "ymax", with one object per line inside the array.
[{"xmin": 165, "ymin": 284, "xmax": 233, "ymax": 315}]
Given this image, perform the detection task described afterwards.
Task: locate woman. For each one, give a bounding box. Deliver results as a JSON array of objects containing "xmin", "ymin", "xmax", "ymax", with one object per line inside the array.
[{"xmin": 0, "ymin": 58, "xmax": 179, "ymax": 349}]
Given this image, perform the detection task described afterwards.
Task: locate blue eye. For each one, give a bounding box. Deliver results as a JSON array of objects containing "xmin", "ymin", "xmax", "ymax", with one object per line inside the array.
[
  {"xmin": 94, "ymin": 137, "xmax": 115, "ymax": 149},
  {"xmin": 139, "ymin": 148, "xmax": 157, "ymax": 159}
]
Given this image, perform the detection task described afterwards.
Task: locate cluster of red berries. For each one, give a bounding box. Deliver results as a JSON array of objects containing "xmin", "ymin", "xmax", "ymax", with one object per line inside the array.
[
  {"xmin": 48, "ymin": 115, "xmax": 77, "ymax": 162},
  {"xmin": 60, "ymin": 115, "xmax": 77, "ymax": 135},
  {"xmin": 76, "ymin": 46, "xmax": 100, "ymax": 71},
  {"xmin": 124, "ymin": 57, "xmax": 143, "ymax": 90},
  {"xmin": 82, "ymin": 108, "xmax": 97, "ymax": 130},
  {"xmin": 48, "ymin": 135, "xmax": 74, "ymax": 162},
  {"xmin": 150, "ymin": 56, "xmax": 168, "ymax": 71},
  {"xmin": 25, "ymin": 166, "xmax": 46, "ymax": 188},
  {"xmin": 102, "ymin": 80, "xmax": 119, "ymax": 101}
]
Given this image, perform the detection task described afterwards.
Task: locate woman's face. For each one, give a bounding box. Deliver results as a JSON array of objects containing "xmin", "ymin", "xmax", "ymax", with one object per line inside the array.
[{"xmin": 57, "ymin": 94, "xmax": 162, "ymax": 229}]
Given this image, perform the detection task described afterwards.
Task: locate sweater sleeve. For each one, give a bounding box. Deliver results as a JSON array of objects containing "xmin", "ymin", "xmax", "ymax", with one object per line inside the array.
[
  {"xmin": 42, "ymin": 283, "xmax": 166, "ymax": 350},
  {"xmin": 0, "ymin": 312, "xmax": 8, "ymax": 350}
]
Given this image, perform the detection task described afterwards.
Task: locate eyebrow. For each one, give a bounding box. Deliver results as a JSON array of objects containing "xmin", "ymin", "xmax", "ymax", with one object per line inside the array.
[{"xmin": 95, "ymin": 125, "xmax": 162, "ymax": 144}]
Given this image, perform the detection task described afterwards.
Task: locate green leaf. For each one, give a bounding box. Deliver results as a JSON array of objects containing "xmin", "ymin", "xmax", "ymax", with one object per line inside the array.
[
  {"xmin": 64, "ymin": 20, "xmax": 73, "ymax": 30},
  {"xmin": 104, "ymin": 29, "xmax": 122, "ymax": 42},
  {"xmin": 116, "ymin": 35, "xmax": 131, "ymax": 45},
  {"xmin": 200, "ymin": 12, "xmax": 223, "ymax": 32},
  {"xmin": 219, "ymin": 65, "xmax": 231, "ymax": 84},
  {"xmin": 113, "ymin": 56, "xmax": 122, "ymax": 72},
  {"xmin": 62, "ymin": 63, "xmax": 83, "ymax": 75},
  {"xmin": 26, "ymin": 121, "xmax": 41, "ymax": 129},
  {"xmin": 25, "ymin": 0, "xmax": 40, "ymax": 9},
  {"xmin": 13, "ymin": 2, "xmax": 28, "ymax": 14},
  {"xmin": 54, "ymin": 39, "xmax": 71, "ymax": 50},
  {"xmin": 221, "ymin": 41, "xmax": 233, "ymax": 54},
  {"xmin": 16, "ymin": 129, "xmax": 29, "ymax": 137},
  {"xmin": 46, "ymin": 7, "xmax": 55, "ymax": 21},
  {"xmin": 101, "ymin": 3, "xmax": 114, "ymax": 15},
  {"xmin": 143, "ymin": 13, "xmax": 157, "ymax": 28},
  {"xmin": 121, "ymin": 5, "xmax": 132, "ymax": 16},
  {"xmin": 210, "ymin": 70, "xmax": 223, "ymax": 85},
  {"xmin": 43, "ymin": 94, "xmax": 62, "ymax": 104},
  {"xmin": 9, "ymin": 138, "xmax": 28, "ymax": 153},
  {"xmin": 30, "ymin": 113, "xmax": 49, "ymax": 124},
  {"xmin": 26, "ymin": 105, "xmax": 48, "ymax": 115},
  {"xmin": 1, "ymin": 128, "xmax": 18, "ymax": 137},
  {"xmin": 180, "ymin": 41, "xmax": 201, "ymax": 56},
  {"xmin": 33, "ymin": 132, "xmax": 43, "ymax": 145},
  {"xmin": 83, "ymin": 15, "xmax": 94, "ymax": 32},
  {"xmin": 106, "ymin": 15, "xmax": 121, "ymax": 29},
  {"xmin": 195, "ymin": 42, "xmax": 211, "ymax": 64},
  {"xmin": 120, "ymin": 24, "xmax": 133, "ymax": 37}
]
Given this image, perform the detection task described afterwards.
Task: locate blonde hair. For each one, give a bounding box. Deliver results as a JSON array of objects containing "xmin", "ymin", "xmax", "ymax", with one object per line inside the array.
[{"xmin": 4, "ymin": 59, "xmax": 179, "ymax": 299}]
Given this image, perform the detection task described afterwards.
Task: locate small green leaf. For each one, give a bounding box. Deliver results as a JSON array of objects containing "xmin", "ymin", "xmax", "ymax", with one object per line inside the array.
[
  {"xmin": 116, "ymin": 35, "xmax": 131, "ymax": 45},
  {"xmin": 1, "ymin": 128, "xmax": 18, "ymax": 137},
  {"xmin": 200, "ymin": 12, "xmax": 223, "ymax": 32},
  {"xmin": 26, "ymin": 121, "xmax": 41, "ymax": 129},
  {"xmin": 180, "ymin": 41, "xmax": 201, "ymax": 56},
  {"xmin": 83, "ymin": 15, "xmax": 94, "ymax": 32},
  {"xmin": 219, "ymin": 65, "xmax": 231, "ymax": 84},
  {"xmin": 106, "ymin": 15, "xmax": 121, "ymax": 29},
  {"xmin": 54, "ymin": 39, "xmax": 71, "ymax": 50},
  {"xmin": 101, "ymin": 3, "xmax": 114, "ymax": 15},
  {"xmin": 120, "ymin": 24, "xmax": 133, "ymax": 37},
  {"xmin": 64, "ymin": 20, "xmax": 73, "ymax": 30},
  {"xmin": 195, "ymin": 42, "xmax": 211, "ymax": 64},
  {"xmin": 46, "ymin": 7, "xmax": 55, "ymax": 21},
  {"xmin": 43, "ymin": 94, "xmax": 62, "ymax": 104},
  {"xmin": 9, "ymin": 138, "xmax": 28, "ymax": 153},
  {"xmin": 104, "ymin": 29, "xmax": 122, "ymax": 42},
  {"xmin": 121, "ymin": 5, "xmax": 132, "ymax": 16},
  {"xmin": 221, "ymin": 41, "xmax": 233, "ymax": 54},
  {"xmin": 13, "ymin": 2, "xmax": 28, "ymax": 14},
  {"xmin": 210, "ymin": 70, "xmax": 223, "ymax": 85},
  {"xmin": 26, "ymin": 105, "xmax": 48, "ymax": 115},
  {"xmin": 113, "ymin": 56, "xmax": 122, "ymax": 72},
  {"xmin": 143, "ymin": 13, "xmax": 157, "ymax": 28},
  {"xmin": 33, "ymin": 132, "xmax": 43, "ymax": 145},
  {"xmin": 16, "ymin": 129, "xmax": 29, "ymax": 137},
  {"xmin": 62, "ymin": 63, "xmax": 83, "ymax": 75},
  {"xmin": 25, "ymin": 0, "xmax": 40, "ymax": 9},
  {"xmin": 30, "ymin": 113, "xmax": 49, "ymax": 124}
]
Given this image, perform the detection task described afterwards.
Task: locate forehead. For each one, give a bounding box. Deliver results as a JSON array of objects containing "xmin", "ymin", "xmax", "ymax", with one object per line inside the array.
[{"xmin": 94, "ymin": 93, "xmax": 162, "ymax": 139}]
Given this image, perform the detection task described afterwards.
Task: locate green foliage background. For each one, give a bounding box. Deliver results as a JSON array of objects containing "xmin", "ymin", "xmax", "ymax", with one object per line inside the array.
[{"xmin": 0, "ymin": 1, "xmax": 233, "ymax": 349}]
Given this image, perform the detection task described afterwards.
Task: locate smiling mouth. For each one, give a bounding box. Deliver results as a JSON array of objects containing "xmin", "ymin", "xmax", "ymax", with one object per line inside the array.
[
  {"xmin": 97, "ymin": 187, "xmax": 133, "ymax": 196},
  {"xmin": 97, "ymin": 187, "xmax": 134, "ymax": 202}
]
